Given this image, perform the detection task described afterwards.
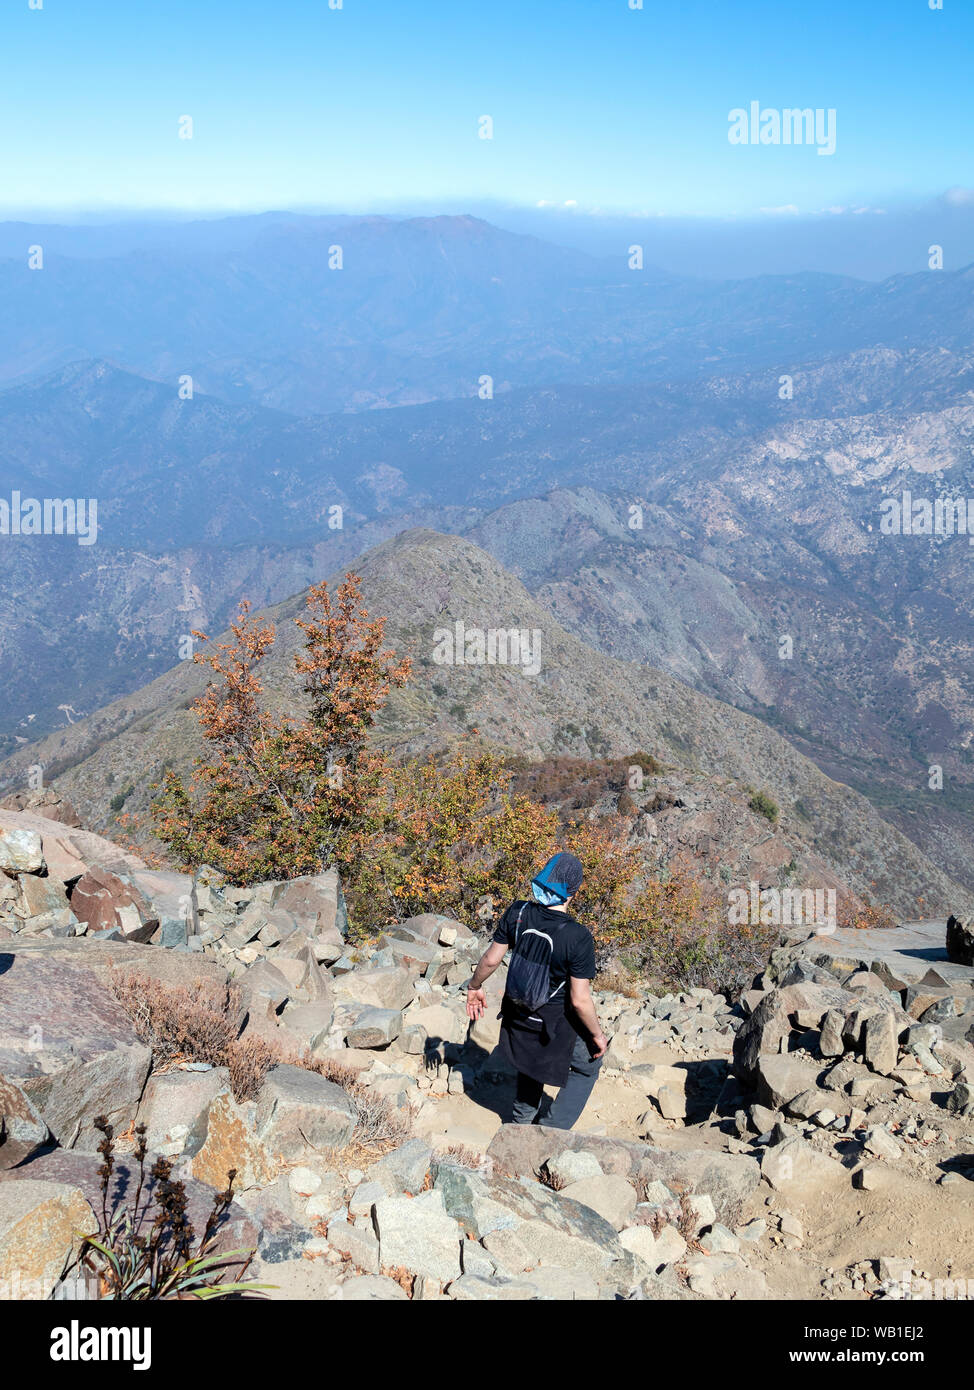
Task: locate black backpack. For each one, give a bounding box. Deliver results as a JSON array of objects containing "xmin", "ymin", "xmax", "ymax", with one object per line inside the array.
[{"xmin": 504, "ymin": 903, "xmax": 567, "ymax": 1013}]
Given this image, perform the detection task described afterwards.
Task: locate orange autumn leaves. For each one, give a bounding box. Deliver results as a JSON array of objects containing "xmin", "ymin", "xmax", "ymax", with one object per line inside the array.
[
  {"xmin": 149, "ymin": 575, "xmax": 768, "ymax": 991},
  {"xmin": 150, "ymin": 574, "xmax": 410, "ymax": 886}
]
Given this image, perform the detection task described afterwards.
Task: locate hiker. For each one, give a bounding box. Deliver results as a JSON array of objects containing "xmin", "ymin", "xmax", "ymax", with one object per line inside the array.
[{"xmin": 465, "ymin": 852, "xmax": 608, "ymax": 1129}]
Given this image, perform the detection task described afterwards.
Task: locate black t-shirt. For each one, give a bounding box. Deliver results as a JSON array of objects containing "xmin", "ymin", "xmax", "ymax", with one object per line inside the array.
[{"xmin": 492, "ymin": 899, "xmax": 596, "ymax": 1004}]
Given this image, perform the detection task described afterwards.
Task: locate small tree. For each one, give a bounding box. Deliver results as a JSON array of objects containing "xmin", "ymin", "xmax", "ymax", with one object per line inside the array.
[
  {"xmin": 150, "ymin": 574, "xmax": 410, "ymax": 883},
  {"xmin": 348, "ymin": 748, "xmax": 560, "ymax": 931}
]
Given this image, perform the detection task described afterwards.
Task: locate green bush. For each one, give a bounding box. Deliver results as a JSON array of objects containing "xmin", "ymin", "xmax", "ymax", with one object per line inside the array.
[{"xmin": 749, "ymin": 790, "xmax": 779, "ymax": 823}]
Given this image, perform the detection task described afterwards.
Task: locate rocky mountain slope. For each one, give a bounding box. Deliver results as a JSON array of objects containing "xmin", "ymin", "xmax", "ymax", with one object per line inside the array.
[
  {"xmin": 0, "ymin": 529, "xmax": 968, "ymax": 920},
  {"xmin": 3, "ymin": 345, "xmax": 972, "ymax": 891},
  {"xmin": 2, "ymin": 811, "xmax": 972, "ymax": 1304}
]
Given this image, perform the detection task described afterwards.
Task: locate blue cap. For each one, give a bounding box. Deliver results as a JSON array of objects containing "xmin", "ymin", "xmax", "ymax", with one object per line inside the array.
[{"xmin": 531, "ymin": 852, "xmax": 584, "ymax": 903}]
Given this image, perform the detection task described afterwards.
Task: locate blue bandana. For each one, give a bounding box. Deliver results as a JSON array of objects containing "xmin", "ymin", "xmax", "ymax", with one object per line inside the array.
[{"xmin": 532, "ymin": 882, "xmax": 564, "ymax": 907}]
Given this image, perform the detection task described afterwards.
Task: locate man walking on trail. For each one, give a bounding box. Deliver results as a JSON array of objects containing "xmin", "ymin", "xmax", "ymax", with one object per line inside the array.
[{"xmin": 465, "ymin": 851, "xmax": 609, "ymax": 1130}]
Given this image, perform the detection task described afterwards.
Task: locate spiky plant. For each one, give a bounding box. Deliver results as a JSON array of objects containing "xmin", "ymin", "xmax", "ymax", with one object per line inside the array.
[{"xmin": 76, "ymin": 1117, "xmax": 271, "ymax": 1300}]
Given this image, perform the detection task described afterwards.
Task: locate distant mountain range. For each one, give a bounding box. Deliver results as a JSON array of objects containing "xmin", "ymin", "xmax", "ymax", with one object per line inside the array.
[
  {"xmin": 0, "ymin": 528, "xmax": 965, "ymax": 922},
  {"xmin": 1, "ymin": 214, "xmax": 971, "ymax": 904},
  {"xmin": 2, "ymin": 213, "xmax": 974, "ymax": 414}
]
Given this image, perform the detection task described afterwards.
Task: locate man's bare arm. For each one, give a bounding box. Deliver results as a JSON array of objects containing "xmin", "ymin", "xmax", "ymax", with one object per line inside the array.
[
  {"xmin": 470, "ymin": 940, "xmax": 507, "ymax": 988},
  {"xmin": 466, "ymin": 940, "xmax": 507, "ymax": 1019},
  {"xmin": 569, "ymin": 976, "xmax": 609, "ymax": 1057}
]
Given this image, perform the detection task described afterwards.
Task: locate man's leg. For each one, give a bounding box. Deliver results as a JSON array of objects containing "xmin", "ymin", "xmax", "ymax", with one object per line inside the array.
[
  {"xmin": 511, "ymin": 1072, "xmax": 544, "ymax": 1124},
  {"xmin": 545, "ymin": 1034, "xmax": 602, "ymax": 1130}
]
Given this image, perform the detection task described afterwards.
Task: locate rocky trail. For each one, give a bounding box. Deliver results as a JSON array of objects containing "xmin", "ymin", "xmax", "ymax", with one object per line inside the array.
[{"xmin": 2, "ymin": 802, "xmax": 973, "ymax": 1302}]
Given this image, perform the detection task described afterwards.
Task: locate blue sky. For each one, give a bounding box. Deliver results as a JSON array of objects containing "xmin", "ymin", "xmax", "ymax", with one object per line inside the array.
[{"xmin": 3, "ymin": 0, "xmax": 972, "ymax": 219}]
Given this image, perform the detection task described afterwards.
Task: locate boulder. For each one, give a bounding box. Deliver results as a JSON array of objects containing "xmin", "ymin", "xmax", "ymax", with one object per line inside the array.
[
  {"xmin": 481, "ymin": 1226, "xmax": 533, "ymax": 1272},
  {"xmin": 136, "ymin": 1066, "xmax": 230, "ymax": 1158},
  {"xmin": 294, "ymin": 943, "xmax": 335, "ymax": 1001},
  {"xmin": 0, "ymin": 788, "xmax": 81, "ymax": 829},
  {"xmin": 946, "ymin": 916, "xmax": 974, "ymax": 967},
  {"xmin": 434, "ymin": 1166, "xmax": 520, "ymax": 1238},
  {"xmin": 237, "ymin": 960, "xmax": 291, "ymax": 1028},
  {"xmin": 69, "ymin": 865, "xmax": 157, "ymax": 940},
  {"xmin": 756, "ymin": 1055, "xmax": 823, "ymax": 1110},
  {"xmin": 448, "ymin": 1273, "xmax": 537, "ymax": 1300},
  {"xmin": 0, "ymin": 810, "xmax": 145, "ymax": 881},
  {"xmin": 0, "ymin": 936, "xmax": 230, "ymax": 1001},
  {"xmin": 277, "ymin": 1000, "xmax": 335, "ymax": 1051},
  {"xmin": 819, "ymin": 1008, "xmax": 845, "ymax": 1056},
  {"xmin": 368, "ymin": 1139, "xmax": 433, "ymax": 1196},
  {"xmin": 252, "ymin": 1065, "xmax": 357, "ymax": 1163},
  {"xmin": 0, "ymin": 1179, "xmax": 97, "ymax": 1299},
  {"xmin": 333, "ymin": 966, "xmax": 415, "ymax": 1013},
  {"xmin": 326, "ymin": 1218, "xmax": 380, "ymax": 1274},
  {"xmin": 339, "ymin": 1273, "xmax": 409, "ymax": 1300},
  {"xmin": 5, "ymin": 1149, "xmax": 257, "ymax": 1262},
  {"xmin": 127, "ymin": 869, "xmax": 198, "ymax": 947},
  {"xmin": 345, "ymin": 1008, "xmax": 402, "ymax": 1050},
  {"xmin": 191, "ymin": 1093, "xmax": 280, "ymax": 1192},
  {"xmin": 372, "ymin": 1190, "xmax": 463, "ymax": 1283},
  {"xmin": 274, "ymin": 871, "xmax": 347, "ymax": 947},
  {"xmin": 761, "ymin": 1137, "xmax": 848, "ymax": 1190},
  {"xmin": 558, "ymin": 1174, "xmax": 636, "ymax": 1231},
  {"xmin": 16, "ymin": 870, "xmax": 70, "ymax": 916},
  {"xmin": 618, "ymin": 1223, "xmax": 665, "ymax": 1268},
  {"xmin": 378, "ymin": 932, "xmax": 444, "ymax": 974},
  {"xmin": 399, "ymin": 913, "xmax": 475, "ymax": 944},
  {"xmin": 404, "ymin": 1002, "xmax": 466, "ymax": 1047},
  {"xmin": 256, "ymin": 909, "xmax": 299, "ymax": 948},
  {"xmin": 545, "ymin": 1149, "xmax": 604, "ymax": 1186},
  {"xmin": 0, "ymin": 1074, "xmax": 50, "ymax": 1170},
  {"xmin": 255, "ymin": 1207, "xmax": 314, "ymax": 1264},
  {"xmin": 733, "ymin": 982, "xmax": 855, "ymax": 1080},
  {"xmin": 863, "ymin": 1011, "xmax": 900, "ymax": 1075},
  {"xmin": 0, "ymin": 827, "xmax": 44, "ymax": 875},
  {"xmin": 486, "ymin": 1125, "xmax": 759, "ymax": 1229},
  {"xmin": 0, "ymin": 950, "xmax": 151, "ymax": 1150}
]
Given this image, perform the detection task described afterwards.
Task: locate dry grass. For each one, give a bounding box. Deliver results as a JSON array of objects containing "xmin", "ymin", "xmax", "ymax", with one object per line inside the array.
[
  {"xmin": 382, "ymin": 1265, "xmax": 416, "ymax": 1298},
  {"xmin": 632, "ymin": 1205, "xmax": 668, "ymax": 1235},
  {"xmin": 108, "ymin": 969, "xmax": 238, "ymax": 1069},
  {"xmin": 440, "ymin": 1143, "xmax": 486, "ymax": 1172},
  {"xmin": 537, "ymin": 1161, "xmax": 567, "ymax": 1192},
  {"xmin": 676, "ymin": 1191, "xmax": 703, "ymax": 1252},
  {"xmin": 594, "ymin": 965, "xmax": 641, "ymax": 999},
  {"xmin": 837, "ymin": 896, "xmax": 898, "ymax": 931},
  {"xmin": 109, "ymin": 968, "xmax": 410, "ymax": 1157}
]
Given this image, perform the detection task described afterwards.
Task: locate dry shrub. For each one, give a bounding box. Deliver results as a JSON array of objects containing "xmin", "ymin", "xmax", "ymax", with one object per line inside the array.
[
  {"xmin": 537, "ymin": 1162, "xmax": 566, "ymax": 1192},
  {"xmin": 632, "ymin": 1201, "xmax": 667, "ymax": 1235},
  {"xmin": 108, "ymin": 969, "xmax": 237, "ymax": 1069},
  {"xmin": 837, "ymin": 894, "xmax": 898, "ymax": 931},
  {"xmin": 314, "ymin": 1058, "xmax": 362, "ymax": 1091},
  {"xmin": 382, "ymin": 1265, "xmax": 415, "ymax": 1297},
  {"xmin": 676, "ymin": 1191, "xmax": 703, "ymax": 1252},
  {"xmin": 630, "ymin": 864, "xmax": 779, "ymax": 1000},
  {"xmin": 594, "ymin": 965, "xmax": 641, "ymax": 999},
  {"xmin": 441, "ymin": 1143, "xmax": 485, "ymax": 1172},
  {"xmin": 109, "ymin": 968, "xmax": 410, "ymax": 1156},
  {"xmin": 225, "ymin": 1034, "xmax": 282, "ymax": 1100}
]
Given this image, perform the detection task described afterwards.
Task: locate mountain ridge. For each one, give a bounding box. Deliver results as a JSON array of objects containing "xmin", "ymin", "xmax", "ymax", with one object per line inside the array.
[{"xmin": 1, "ymin": 527, "xmax": 967, "ymax": 922}]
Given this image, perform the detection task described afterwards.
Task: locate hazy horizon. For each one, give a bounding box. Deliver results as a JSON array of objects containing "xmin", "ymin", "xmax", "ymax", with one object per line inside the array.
[{"xmin": 2, "ymin": 192, "xmax": 974, "ymax": 282}]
